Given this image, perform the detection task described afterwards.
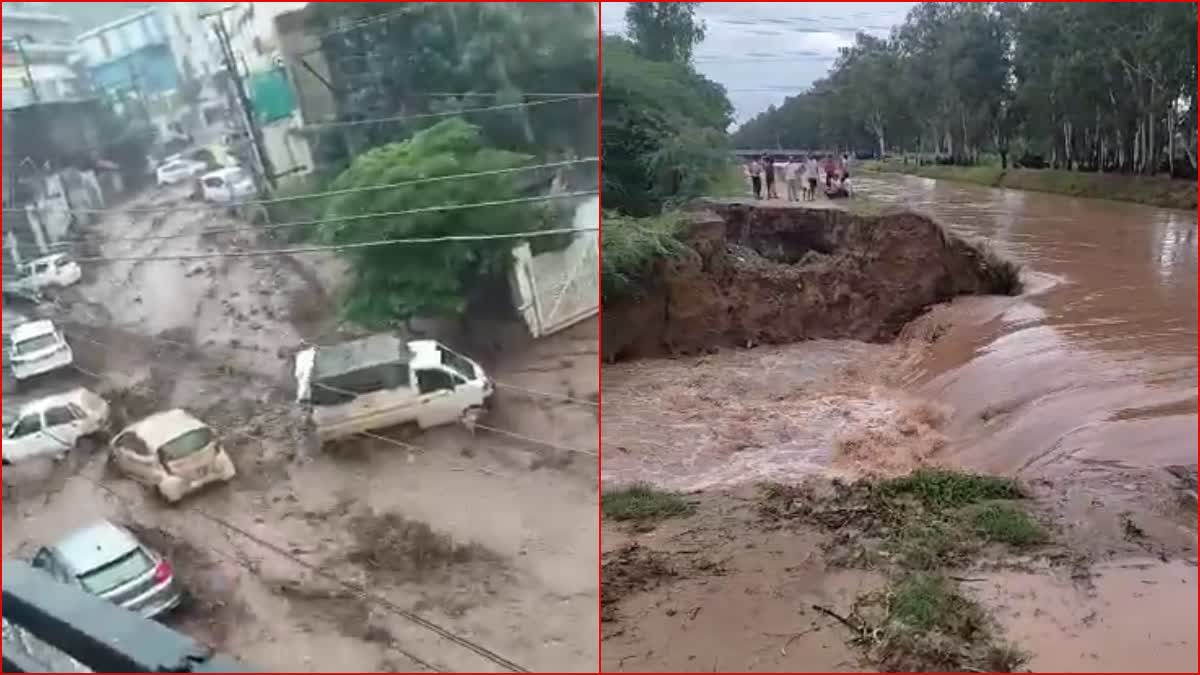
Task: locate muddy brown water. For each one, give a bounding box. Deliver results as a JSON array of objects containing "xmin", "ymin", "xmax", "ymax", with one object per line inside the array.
[
  {"xmin": 854, "ymin": 174, "xmax": 1197, "ymax": 481},
  {"xmin": 604, "ymin": 175, "xmax": 1196, "ymax": 490}
]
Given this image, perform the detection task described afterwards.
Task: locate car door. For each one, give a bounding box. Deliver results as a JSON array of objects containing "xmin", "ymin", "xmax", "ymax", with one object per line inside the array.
[
  {"xmin": 415, "ymin": 369, "xmax": 460, "ymax": 428},
  {"xmin": 5, "ymin": 413, "xmax": 63, "ymax": 461},
  {"xmin": 111, "ymin": 432, "xmax": 159, "ymax": 484},
  {"xmin": 43, "ymin": 405, "xmax": 84, "ymax": 447}
]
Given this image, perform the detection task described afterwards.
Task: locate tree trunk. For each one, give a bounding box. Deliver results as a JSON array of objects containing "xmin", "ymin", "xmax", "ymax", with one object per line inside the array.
[
  {"xmin": 1167, "ymin": 104, "xmax": 1175, "ymax": 177},
  {"xmin": 1147, "ymin": 111, "xmax": 1156, "ymax": 175}
]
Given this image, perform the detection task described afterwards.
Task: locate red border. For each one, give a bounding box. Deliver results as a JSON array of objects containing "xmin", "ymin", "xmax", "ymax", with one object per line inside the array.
[{"xmin": 595, "ymin": 2, "xmax": 605, "ymax": 674}]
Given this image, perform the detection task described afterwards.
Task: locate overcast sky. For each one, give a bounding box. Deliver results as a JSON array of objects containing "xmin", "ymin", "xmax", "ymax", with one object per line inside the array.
[{"xmin": 601, "ymin": 2, "xmax": 915, "ymax": 126}]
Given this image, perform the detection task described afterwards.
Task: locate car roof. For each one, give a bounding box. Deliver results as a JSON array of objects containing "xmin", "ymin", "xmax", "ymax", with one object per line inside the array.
[
  {"xmin": 27, "ymin": 253, "xmax": 67, "ymax": 264},
  {"xmin": 203, "ymin": 167, "xmax": 243, "ymax": 179},
  {"xmin": 11, "ymin": 319, "xmax": 57, "ymax": 342},
  {"xmin": 16, "ymin": 388, "xmax": 94, "ymax": 417},
  {"xmin": 121, "ymin": 408, "xmax": 209, "ymax": 449},
  {"xmin": 51, "ymin": 520, "xmax": 141, "ymax": 574},
  {"xmin": 313, "ymin": 333, "xmax": 411, "ymax": 381}
]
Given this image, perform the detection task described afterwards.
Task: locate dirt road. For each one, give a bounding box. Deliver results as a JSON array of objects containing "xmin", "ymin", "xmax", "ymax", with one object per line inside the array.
[{"xmin": 3, "ymin": 184, "xmax": 598, "ymax": 671}]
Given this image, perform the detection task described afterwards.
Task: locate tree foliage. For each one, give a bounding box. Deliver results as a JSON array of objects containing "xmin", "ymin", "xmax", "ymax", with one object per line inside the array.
[
  {"xmin": 624, "ymin": 1, "xmax": 707, "ymax": 64},
  {"xmin": 307, "ymin": 2, "xmax": 597, "ymax": 169},
  {"xmin": 315, "ymin": 118, "xmax": 542, "ymax": 325},
  {"xmin": 601, "ymin": 36, "xmax": 733, "ymax": 215},
  {"xmin": 732, "ymin": 2, "xmax": 1198, "ymax": 176}
]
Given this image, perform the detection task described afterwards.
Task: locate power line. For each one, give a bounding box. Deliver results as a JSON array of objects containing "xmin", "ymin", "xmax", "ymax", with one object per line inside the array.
[
  {"xmin": 492, "ymin": 381, "xmax": 597, "ymax": 407},
  {"xmin": 4, "ymin": 158, "xmax": 598, "ymax": 215},
  {"xmin": 66, "ymin": 222, "xmax": 598, "ymax": 264},
  {"xmin": 33, "ymin": 190, "xmax": 597, "ymax": 255},
  {"xmin": 302, "ymin": 96, "xmax": 586, "ymax": 131}
]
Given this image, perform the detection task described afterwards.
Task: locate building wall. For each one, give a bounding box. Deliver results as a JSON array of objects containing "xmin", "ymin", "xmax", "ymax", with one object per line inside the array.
[
  {"xmin": 87, "ymin": 43, "xmax": 178, "ymax": 97},
  {"xmin": 77, "ymin": 10, "xmax": 168, "ymax": 66},
  {"xmin": 162, "ymin": 3, "xmax": 221, "ymax": 82}
]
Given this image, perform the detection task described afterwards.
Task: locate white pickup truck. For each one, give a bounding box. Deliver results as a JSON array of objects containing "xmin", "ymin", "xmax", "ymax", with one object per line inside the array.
[{"xmin": 294, "ymin": 335, "xmax": 493, "ymax": 446}]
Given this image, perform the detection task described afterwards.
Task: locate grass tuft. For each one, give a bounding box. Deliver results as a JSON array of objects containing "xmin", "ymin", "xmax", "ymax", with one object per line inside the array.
[
  {"xmin": 880, "ymin": 468, "xmax": 1024, "ymax": 510},
  {"xmin": 601, "ymin": 211, "xmax": 688, "ymax": 303},
  {"xmin": 966, "ymin": 502, "xmax": 1046, "ymax": 547},
  {"xmin": 603, "ymin": 483, "xmax": 694, "ymax": 521}
]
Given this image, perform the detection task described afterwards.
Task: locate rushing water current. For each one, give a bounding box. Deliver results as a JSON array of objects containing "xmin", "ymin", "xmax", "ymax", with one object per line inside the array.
[{"xmin": 602, "ymin": 174, "xmax": 1196, "ymax": 490}]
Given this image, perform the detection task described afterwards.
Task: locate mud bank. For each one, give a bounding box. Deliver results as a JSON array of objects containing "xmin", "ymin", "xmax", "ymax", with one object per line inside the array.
[
  {"xmin": 601, "ymin": 472, "xmax": 1198, "ymax": 673},
  {"xmin": 602, "ymin": 201, "xmax": 1018, "ymax": 361}
]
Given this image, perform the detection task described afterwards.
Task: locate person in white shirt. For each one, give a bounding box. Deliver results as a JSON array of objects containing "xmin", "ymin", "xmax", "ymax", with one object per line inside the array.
[
  {"xmin": 804, "ymin": 156, "xmax": 820, "ymax": 201},
  {"xmin": 784, "ymin": 157, "xmax": 802, "ymax": 201}
]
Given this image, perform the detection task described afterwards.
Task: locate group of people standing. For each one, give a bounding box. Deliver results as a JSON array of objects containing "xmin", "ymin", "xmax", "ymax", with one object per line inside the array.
[{"xmin": 745, "ymin": 153, "xmax": 852, "ymax": 201}]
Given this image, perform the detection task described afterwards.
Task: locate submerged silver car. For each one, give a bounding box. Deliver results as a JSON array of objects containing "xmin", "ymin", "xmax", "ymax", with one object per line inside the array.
[{"xmin": 31, "ymin": 520, "xmax": 182, "ymax": 619}]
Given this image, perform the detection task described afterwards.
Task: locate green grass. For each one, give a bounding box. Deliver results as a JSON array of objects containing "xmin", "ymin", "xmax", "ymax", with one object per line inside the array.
[
  {"xmin": 863, "ymin": 159, "xmax": 1197, "ymax": 210},
  {"xmin": 601, "ymin": 211, "xmax": 688, "ymax": 303},
  {"xmin": 880, "ymin": 468, "xmax": 1024, "ymax": 510},
  {"xmin": 965, "ymin": 502, "xmax": 1045, "ymax": 547},
  {"xmin": 603, "ymin": 484, "xmax": 694, "ymax": 521},
  {"xmin": 888, "ymin": 573, "xmax": 982, "ymax": 632}
]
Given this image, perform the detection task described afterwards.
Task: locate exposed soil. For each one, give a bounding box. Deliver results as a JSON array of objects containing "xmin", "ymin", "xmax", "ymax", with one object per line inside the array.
[
  {"xmin": 602, "ymin": 200, "xmax": 1019, "ymax": 361},
  {"xmin": 600, "ymin": 478, "xmax": 1197, "ymax": 673}
]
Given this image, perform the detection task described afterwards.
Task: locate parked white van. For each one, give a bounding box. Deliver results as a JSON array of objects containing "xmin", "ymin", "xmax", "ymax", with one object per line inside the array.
[{"xmin": 293, "ymin": 335, "xmax": 493, "ymax": 445}]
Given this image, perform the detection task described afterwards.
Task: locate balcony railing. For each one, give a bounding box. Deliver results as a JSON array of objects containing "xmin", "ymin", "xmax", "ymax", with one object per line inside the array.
[{"xmin": 2, "ymin": 561, "xmax": 252, "ymax": 672}]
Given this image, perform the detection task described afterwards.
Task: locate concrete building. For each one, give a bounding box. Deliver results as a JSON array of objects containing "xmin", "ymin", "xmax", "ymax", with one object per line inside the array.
[
  {"xmin": 76, "ymin": 8, "xmax": 179, "ymax": 99},
  {"xmin": 1, "ymin": 8, "xmax": 86, "ymax": 109}
]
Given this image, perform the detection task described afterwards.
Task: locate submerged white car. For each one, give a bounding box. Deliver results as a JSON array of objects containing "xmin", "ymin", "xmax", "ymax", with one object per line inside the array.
[
  {"xmin": 3, "ymin": 388, "xmax": 110, "ymax": 465},
  {"xmin": 18, "ymin": 254, "xmax": 82, "ymax": 291},
  {"xmin": 294, "ymin": 335, "xmax": 493, "ymax": 446},
  {"xmin": 8, "ymin": 320, "xmax": 73, "ymax": 381},
  {"xmin": 200, "ymin": 167, "xmax": 256, "ymax": 204},
  {"xmin": 110, "ymin": 409, "xmax": 236, "ymax": 502},
  {"xmin": 155, "ymin": 159, "xmax": 207, "ymax": 186}
]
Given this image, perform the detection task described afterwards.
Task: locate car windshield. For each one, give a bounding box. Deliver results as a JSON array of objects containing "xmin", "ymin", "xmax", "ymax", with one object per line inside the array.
[
  {"xmin": 158, "ymin": 427, "xmax": 214, "ymax": 461},
  {"xmin": 14, "ymin": 334, "xmax": 58, "ymax": 354},
  {"xmin": 440, "ymin": 346, "xmax": 475, "ymax": 380},
  {"xmin": 77, "ymin": 549, "xmax": 153, "ymax": 595}
]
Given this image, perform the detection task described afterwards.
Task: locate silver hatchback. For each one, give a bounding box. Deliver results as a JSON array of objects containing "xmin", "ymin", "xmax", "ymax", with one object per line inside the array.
[{"xmin": 31, "ymin": 520, "xmax": 182, "ymax": 619}]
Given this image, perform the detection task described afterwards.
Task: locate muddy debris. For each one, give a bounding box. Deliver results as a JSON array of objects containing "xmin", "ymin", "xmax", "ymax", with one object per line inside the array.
[
  {"xmin": 124, "ymin": 523, "xmax": 247, "ymax": 650},
  {"xmin": 602, "ymin": 201, "xmax": 1022, "ymax": 360},
  {"xmin": 345, "ymin": 510, "xmax": 500, "ymax": 584},
  {"xmin": 600, "ymin": 543, "xmax": 678, "ymax": 623}
]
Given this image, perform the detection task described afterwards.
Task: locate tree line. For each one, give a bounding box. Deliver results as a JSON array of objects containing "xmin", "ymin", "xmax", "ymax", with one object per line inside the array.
[{"xmin": 732, "ymin": 2, "xmax": 1198, "ymax": 177}]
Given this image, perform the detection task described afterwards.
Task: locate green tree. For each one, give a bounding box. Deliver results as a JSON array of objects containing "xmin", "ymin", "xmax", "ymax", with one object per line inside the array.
[
  {"xmin": 315, "ymin": 118, "xmax": 543, "ymax": 325},
  {"xmin": 601, "ymin": 36, "xmax": 733, "ymax": 215},
  {"xmin": 731, "ymin": 2, "xmax": 1197, "ymax": 178},
  {"xmin": 307, "ymin": 2, "xmax": 597, "ymax": 169},
  {"xmin": 624, "ymin": 2, "xmax": 706, "ymax": 64}
]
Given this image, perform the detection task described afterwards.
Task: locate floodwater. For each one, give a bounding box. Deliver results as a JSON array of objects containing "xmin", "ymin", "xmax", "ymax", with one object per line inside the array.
[
  {"xmin": 855, "ymin": 174, "xmax": 1197, "ymax": 481},
  {"xmin": 603, "ymin": 174, "xmax": 1197, "ymax": 492}
]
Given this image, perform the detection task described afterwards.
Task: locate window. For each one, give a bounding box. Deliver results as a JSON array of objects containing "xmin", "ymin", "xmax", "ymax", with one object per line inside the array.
[
  {"xmin": 113, "ymin": 431, "xmax": 152, "ymax": 457},
  {"xmin": 77, "ymin": 549, "xmax": 154, "ymax": 595},
  {"xmin": 33, "ymin": 263, "xmax": 48, "ymax": 275},
  {"xmin": 10, "ymin": 415, "xmax": 42, "ymax": 438},
  {"xmin": 203, "ymin": 177, "xmax": 225, "ymax": 188},
  {"xmin": 440, "ymin": 346, "xmax": 476, "ymax": 380},
  {"xmin": 416, "ymin": 369, "xmax": 454, "ymax": 394},
  {"xmin": 43, "ymin": 406, "xmax": 76, "ymax": 427},
  {"xmin": 158, "ymin": 427, "xmax": 213, "ymax": 461},
  {"xmin": 14, "ymin": 334, "xmax": 59, "ymax": 355},
  {"xmin": 31, "ymin": 548, "xmax": 54, "ymax": 571}
]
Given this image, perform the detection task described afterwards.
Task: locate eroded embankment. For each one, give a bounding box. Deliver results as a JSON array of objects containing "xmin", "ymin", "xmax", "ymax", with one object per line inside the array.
[{"xmin": 602, "ymin": 201, "xmax": 1018, "ymax": 361}]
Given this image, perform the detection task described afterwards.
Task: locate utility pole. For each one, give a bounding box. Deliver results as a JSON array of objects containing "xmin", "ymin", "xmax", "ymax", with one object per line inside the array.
[
  {"xmin": 10, "ymin": 37, "xmax": 39, "ymax": 103},
  {"xmin": 203, "ymin": 7, "xmax": 275, "ymax": 191}
]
